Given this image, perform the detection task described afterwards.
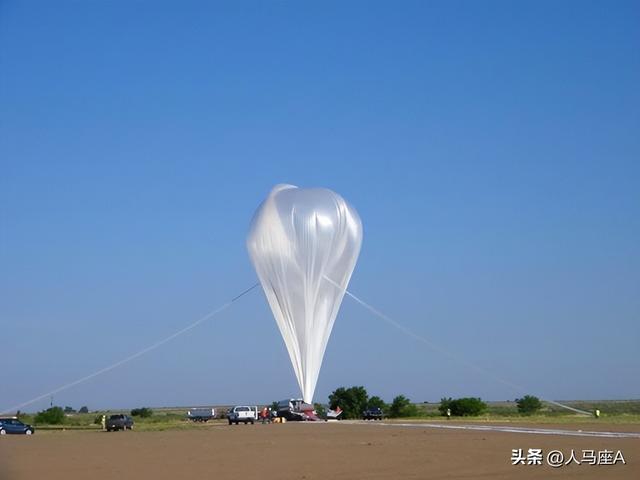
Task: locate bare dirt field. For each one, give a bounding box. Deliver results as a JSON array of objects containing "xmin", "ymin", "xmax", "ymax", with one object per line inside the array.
[{"xmin": 1, "ymin": 421, "xmax": 638, "ymax": 480}]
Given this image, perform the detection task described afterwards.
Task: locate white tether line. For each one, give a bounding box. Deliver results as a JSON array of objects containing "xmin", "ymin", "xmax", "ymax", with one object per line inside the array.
[
  {"xmin": 325, "ymin": 276, "xmax": 592, "ymax": 416},
  {"xmin": 0, "ymin": 283, "xmax": 260, "ymax": 415}
]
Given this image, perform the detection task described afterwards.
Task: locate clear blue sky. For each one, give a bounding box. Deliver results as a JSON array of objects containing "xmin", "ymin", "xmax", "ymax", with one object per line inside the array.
[{"xmin": 1, "ymin": 0, "xmax": 638, "ymax": 412}]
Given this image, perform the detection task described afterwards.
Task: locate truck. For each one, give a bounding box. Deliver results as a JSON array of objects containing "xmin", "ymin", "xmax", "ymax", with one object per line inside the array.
[
  {"xmin": 276, "ymin": 399, "xmax": 318, "ymax": 421},
  {"xmin": 187, "ymin": 408, "xmax": 215, "ymax": 422},
  {"xmin": 106, "ymin": 414, "xmax": 134, "ymax": 431},
  {"xmin": 227, "ymin": 406, "xmax": 258, "ymax": 425},
  {"xmin": 362, "ymin": 407, "xmax": 384, "ymax": 420}
]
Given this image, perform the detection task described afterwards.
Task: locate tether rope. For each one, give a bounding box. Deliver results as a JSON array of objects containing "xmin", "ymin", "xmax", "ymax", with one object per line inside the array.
[
  {"xmin": 325, "ymin": 276, "xmax": 592, "ymax": 416},
  {"xmin": 0, "ymin": 283, "xmax": 260, "ymax": 415}
]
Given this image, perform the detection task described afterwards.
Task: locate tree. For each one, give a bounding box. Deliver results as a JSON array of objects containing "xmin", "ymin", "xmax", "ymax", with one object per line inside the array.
[
  {"xmin": 34, "ymin": 406, "xmax": 65, "ymax": 425},
  {"xmin": 516, "ymin": 395, "xmax": 542, "ymax": 415},
  {"xmin": 445, "ymin": 397, "xmax": 487, "ymax": 416},
  {"xmin": 314, "ymin": 403, "xmax": 326, "ymax": 418},
  {"xmin": 130, "ymin": 407, "xmax": 153, "ymax": 418},
  {"xmin": 79, "ymin": 406, "xmax": 89, "ymax": 414},
  {"xmin": 367, "ymin": 396, "xmax": 388, "ymax": 411},
  {"xmin": 328, "ymin": 386, "xmax": 368, "ymax": 419},
  {"xmin": 438, "ymin": 397, "xmax": 453, "ymax": 416},
  {"xmin": 16, "ymin": 411, "xmax": 33, "ymax": 423},
  {"xmin": 64, "ymin": 406, "xmax": 75, "ymax": 414},
  {"xmin": 389, "ymin": 395, "xmax": 419, "ymax": 418}
]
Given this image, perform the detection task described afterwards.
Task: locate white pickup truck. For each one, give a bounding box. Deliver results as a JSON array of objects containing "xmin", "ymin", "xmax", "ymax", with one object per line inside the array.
[{"xmin": 227, "ymin": 406, "xmax": 258, "ymax": 425}]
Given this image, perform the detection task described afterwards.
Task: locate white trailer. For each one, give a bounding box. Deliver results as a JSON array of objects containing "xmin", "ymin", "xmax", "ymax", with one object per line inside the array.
[{"xmin": 187, "ymin": 408, "xmax": 215, "ymax": 422}]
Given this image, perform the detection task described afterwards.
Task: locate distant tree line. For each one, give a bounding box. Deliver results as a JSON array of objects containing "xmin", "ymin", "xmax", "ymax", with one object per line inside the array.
[
  {"xmin": 35, "ymin": 406, "xmax": 65, "ymax": 424},
  {"xmin": 515, "ymin": 395, "xmax": 542, "ymax": 415},
  {"xmin": 327, "ymin": 386, "xmax": 418, "ymax": 419},
  {"xmin": 32, "ymin": 405, "xmax": 89, "ymax": 424},
  {"xmin": 439, "ymin": 397, "xmax": 487, "ymax": 416},
  {"xmin": 30, "ymin": 405, "xmax": 155, "ymax": 425},
  {"xmin": 326, "ymin": 387, "xmax": 545, "ymax": 419},
  {"xmin": 130, "ymin": 407, "xmax": 153, "ymax": 418},
  {"xmin": 62, "ymin": 405, "xmax": 89, "ymax": 414}
]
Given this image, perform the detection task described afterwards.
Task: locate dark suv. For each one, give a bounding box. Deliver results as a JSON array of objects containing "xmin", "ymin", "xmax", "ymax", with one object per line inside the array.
[
  {"xmin": 0, "ymin": 417, "xmax": 35, "ymax": 435},
  {"xmin": 106, "ymin": 414, "xmax": 134, "ymax": 431},
  {"xmin": 362, "ymin": 408, "xmax": 384, "ymax": 420}
]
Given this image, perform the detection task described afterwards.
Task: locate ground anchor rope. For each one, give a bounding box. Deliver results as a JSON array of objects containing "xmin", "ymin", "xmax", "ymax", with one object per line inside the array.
[
  {"xmin": 324, "ymin": 276, "xmax": 592, "ymax": 416},
  {"xmin": 0, "ymin": 283, "xmax": 259, "ymax": 415}
]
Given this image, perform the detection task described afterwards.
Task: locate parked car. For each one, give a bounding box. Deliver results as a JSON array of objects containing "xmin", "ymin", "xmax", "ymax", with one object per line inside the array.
[
  {"xmin": 227, "ymin": 406, "xmax": 257, "ymax": 425},
  {"xmin": 187, "ymin": 408, "xmax": 215, "ymax": 422},
  {"xmin": 0, "ymin": 418, "xmax": 35, "ymax": 435},
  {"xmin": 106, "ymin": 414, "xmax": 134, "ymax": 431},
  {"xmin": 362, "ymin": 407, "xmax": 384, "ymax": 420}
]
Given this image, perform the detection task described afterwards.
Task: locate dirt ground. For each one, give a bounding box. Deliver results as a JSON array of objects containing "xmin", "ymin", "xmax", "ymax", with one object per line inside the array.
[{"xmin": 1, "ymin": 422, "xmax": 638, "ymax": 480}]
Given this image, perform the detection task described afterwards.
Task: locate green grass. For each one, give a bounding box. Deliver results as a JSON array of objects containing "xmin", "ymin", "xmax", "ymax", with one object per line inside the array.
[
  {"xmin": 19, "ymin": 410, "xmax": 226, "ymax": 432},
  {"xmin": 403, "ymin": 399, "xmax": 640, "ymax": 424}
]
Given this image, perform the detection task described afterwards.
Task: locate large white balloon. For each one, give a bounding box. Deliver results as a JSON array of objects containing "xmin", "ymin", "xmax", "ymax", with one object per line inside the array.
[{"xmin": 247, "ymin": 184, "xmax": 363, "ymax": 403}]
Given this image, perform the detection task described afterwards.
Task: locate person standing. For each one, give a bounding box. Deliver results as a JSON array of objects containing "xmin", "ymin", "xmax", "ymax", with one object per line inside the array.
[
  {"xmin": 101, "ymin": 414, "xmax": 106, "ymax": 431},
  {"xmin": 260, "ymin": 407, "xmax": 269, "ymax": 424}
]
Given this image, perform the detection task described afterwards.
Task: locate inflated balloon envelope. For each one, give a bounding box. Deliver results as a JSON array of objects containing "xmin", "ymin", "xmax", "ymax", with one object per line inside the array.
[{"xmin": 247, "ymin": 184, "xmax": 363, "ymax": 404}]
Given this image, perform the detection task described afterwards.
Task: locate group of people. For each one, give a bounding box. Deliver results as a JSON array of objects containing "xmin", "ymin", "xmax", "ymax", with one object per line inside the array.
[{"xmin": 259, "ymin": 407, "xmax": 276, "ymax": 423}]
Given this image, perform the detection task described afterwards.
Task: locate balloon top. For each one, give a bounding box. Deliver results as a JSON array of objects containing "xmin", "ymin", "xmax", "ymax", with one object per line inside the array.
[{"xmin": 247, "ymin": 185, "xmax": 362, "ymax": 403}]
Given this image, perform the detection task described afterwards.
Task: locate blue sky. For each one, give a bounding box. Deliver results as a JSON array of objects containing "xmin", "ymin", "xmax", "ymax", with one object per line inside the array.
[{"xmin": 1, "ymin": 0, "xmax": 638, "ymax": 412}]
